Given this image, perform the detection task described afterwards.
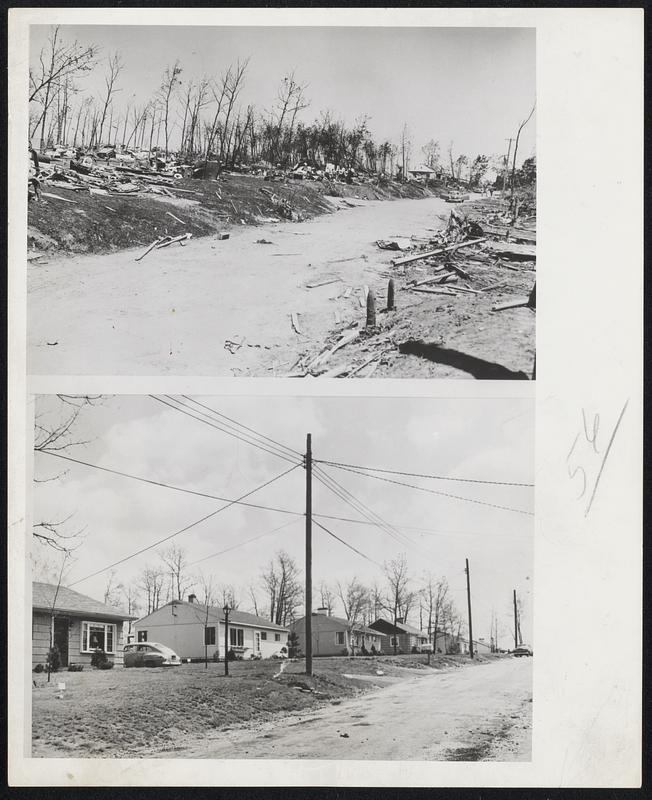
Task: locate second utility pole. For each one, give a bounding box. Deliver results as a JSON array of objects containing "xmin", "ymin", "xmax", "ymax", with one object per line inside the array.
[
  {"xmin": 513, "ymin": 589, "xmax": 519, "ymax": 649},
  {"xmin": 305, "ymin": 433, "xmax": 313, "ymax": 676},
  {"xmin": 465, "ymin": 558, "xmax": 474, "ymax": 659}
]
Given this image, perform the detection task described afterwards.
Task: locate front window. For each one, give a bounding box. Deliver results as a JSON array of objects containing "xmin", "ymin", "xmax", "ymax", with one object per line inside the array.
[
  {"xmin": 81, "ymin": 621, "xmax": 116, "ymax": 654},
  {"xmin": 229, "ymin": 628, "xmax": 244, "ymax": 647},
  {"xmin": 274, "ymin": 633, "xmax": 281, "ymax": 642},
  {"xmin": 336, "ymin": 631, "xmax": 345, "ymax": 645},
  {"xmin": 260, "ymin": 632, "xmax": 267, "ymax": 641}
]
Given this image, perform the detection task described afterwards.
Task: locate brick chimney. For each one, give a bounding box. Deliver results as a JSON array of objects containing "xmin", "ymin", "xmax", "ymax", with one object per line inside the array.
[
  {"xmin": 315, "ymin": 607, "xmax": 329, "ymax": 616},
  {"xmin": 188, "ymin": 593, "xmax": 197, "ymax": 604}
]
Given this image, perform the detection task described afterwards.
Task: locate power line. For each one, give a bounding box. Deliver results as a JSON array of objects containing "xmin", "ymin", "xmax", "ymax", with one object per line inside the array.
[
  {"xmin": 180, "ymin": 396, "xmax": 303, "ymax": 460},
  {"xmin": 37, "ymin": 451, "xmax": 526, "ymax": 540},
  {"xmin": 150, "ymin": 396, "xmax": 302, "ymax": 466},
  {"xmin": 315, "ymin": 459, "xmax": 534, "ymax": 488},
  {"xmin": 68, "ymin": 464, "xmax": 300, "ymax": 587},
  {"xmin": 312, "ymin": 519, "xmax": 382, "ymax": 568},
  {"xmin": 188, "ymin": 519, "xmax": 299, "ymax": 567},
  {"xmin": 318, "ymin": 462, "xmax": 534, "ymax": 517}
]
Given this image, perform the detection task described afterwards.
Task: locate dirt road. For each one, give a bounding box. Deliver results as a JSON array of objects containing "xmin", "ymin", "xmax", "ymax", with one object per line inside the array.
[
  {"xmin": 175, "ymin": 657, "xmax": 532, "ymax": 761},
  {"xmin": 30, "ymin": 193, "xmax": 521, "ymax": 377}
]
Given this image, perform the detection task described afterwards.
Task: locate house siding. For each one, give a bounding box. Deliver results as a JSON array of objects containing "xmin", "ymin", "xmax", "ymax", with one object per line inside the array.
[
  {"xmin": 133, "ymin": 602, "xmax": 288, "ymax": 660},
  {"xmin": 32, "ymin": 612, "xmax": 126, "ymax": 668},
  {"xmin": 291, "ymin": 614, "xmax": 385, "ymax": 657}
]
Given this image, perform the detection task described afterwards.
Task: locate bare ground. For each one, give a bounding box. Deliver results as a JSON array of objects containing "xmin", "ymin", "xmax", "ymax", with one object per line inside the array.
[
  {"xmin": 28, "ymin": 194, "xmax": 535, "ymax": 378},
  {"xmin": 31, "ymin": 654, "xmax": 531, "ymax": 760}
]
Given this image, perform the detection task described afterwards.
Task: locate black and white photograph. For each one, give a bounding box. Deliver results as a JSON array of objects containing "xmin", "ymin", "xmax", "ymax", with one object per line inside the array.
[
  {"xmin": 26, "ymin": 24, "xmax": 536, "ymax": 379},
  {"xmin": 30, "ymin": 393, "xmax": 533, "ymax": 760},
  {"xmin": 8, "ymin": 6, "xmax": 643, "ymax": 791}
]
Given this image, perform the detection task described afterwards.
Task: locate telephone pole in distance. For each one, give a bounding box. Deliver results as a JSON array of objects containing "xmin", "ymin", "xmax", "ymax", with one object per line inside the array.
[{"xmin": 305, "ymin": 433, "xmax": 313, "ymax": 676}]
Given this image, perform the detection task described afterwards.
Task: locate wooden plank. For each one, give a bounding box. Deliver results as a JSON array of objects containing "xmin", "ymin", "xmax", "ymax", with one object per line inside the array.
[
  {"xmin": 291, "ymin": 313, "xmax": 302, "ymax": 334},
  {"xmin": 305, "ymin": 278, "xmax": 341, "ymax": 289},
  {"xmin": 491, "ymin": 298, "xmax": 531, "ymax": 312},
  {"xmin": 391, "ymin": 237, "xmax": 487, "ymax": 267},
  {"xmin": 413, "ymin": 272, "xmax": 457, "ymax": 287},
  {"xmin": 411, "ymin": 287, "xmax": 457, "ymax": 296},
  {"xmin": 42, "ymin": 192, "xmax": 76, "ymax": 203},
  {"xmin": 453, "ymin": 285, "xmax": 481, "ymax": 294},
  {"xmin": 484, "ymin": 240, "xmax": 536, "ymax": 260}
]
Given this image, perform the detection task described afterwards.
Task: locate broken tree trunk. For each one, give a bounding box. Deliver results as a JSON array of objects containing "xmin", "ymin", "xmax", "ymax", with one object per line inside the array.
[
  {"xmin": 391, "ymin": 237, "xmax": 487, "ymax": 267},
  {"xmin": 387, "ymin": 279, "xmax": 396, "ymax": 311},
  {"xmin": 366, "ymin": 290, "xmax": 377, "ymax": 327}
]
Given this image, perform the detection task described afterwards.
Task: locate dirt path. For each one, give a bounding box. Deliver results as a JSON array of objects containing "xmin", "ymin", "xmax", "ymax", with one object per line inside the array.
[
  {"xmin": 27, "ymin": 194, "xmax": 489, "ymax": 377},
  {"xmin": 170, "ymin": 657, "xmax": 532, "ymax": 761}
]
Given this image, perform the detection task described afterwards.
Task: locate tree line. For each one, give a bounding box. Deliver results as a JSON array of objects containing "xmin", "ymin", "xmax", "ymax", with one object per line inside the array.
[{"xmin": 29, "ymin": 26, "xmax": 535, "ymax": 187}]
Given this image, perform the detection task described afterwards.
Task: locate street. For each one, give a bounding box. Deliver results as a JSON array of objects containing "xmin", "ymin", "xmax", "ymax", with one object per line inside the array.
[{"xmin": 176, "ymin": 657, "xmax": 532, "ymax": 760}]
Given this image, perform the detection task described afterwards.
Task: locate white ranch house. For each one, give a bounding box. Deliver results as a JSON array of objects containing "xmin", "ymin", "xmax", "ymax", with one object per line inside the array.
[{"xmin": 133, "ymin": 595, "xmax": 289, "ymax": 660}]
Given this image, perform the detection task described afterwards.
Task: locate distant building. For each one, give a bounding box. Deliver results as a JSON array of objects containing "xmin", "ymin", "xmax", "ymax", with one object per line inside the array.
[
  {"xmin": 291, "ymin": 608, "xmax": 386, "ymax": 656},
  {"xmin": 32, "ymin": 581, "xmax": 135, "ymax": 668},
  {"xmin": 368, "ymin": 618, "xmax": 430, "ymax": 654},
  {"xmin": 408, "ymin": 164, "xmax": 438, "ymax": 182},
  {"xmin": 458, "ymin": 636, "xmax": 492, "ymax": 656},
  {"xmin": 133, "ymin": 596, "xmax": 289, "ymax": 660}
]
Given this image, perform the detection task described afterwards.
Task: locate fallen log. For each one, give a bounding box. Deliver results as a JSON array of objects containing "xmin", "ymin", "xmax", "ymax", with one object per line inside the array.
[
  {"xmin": 41, "ymin": 192, "xmax": 76, "ymax": 203},
  {"xmin": 413, "ymin": 272, "xmax": 457, "ymax": 287},
  {"xmin": 135, "ymin": 236, "xmax": 170, "ymax": 262},
  {"xmin": 481, "ymin": 281, "xmax": 508, "ymax": 292},
  {"xmin": 391, "ymin": 237, "xmax": 487, "ymax": 267},
  {"xmin": 411, "ymin": 287, "xmax": 457, "ymax": 296},
  {"xmin": 484, "ymin": 240, "xmax": 536, "ymax": 261},
  {"xmin": 165, "ymin": 211, "xmax": 184, "ymax": 224},
  {"xmin": 491, "ymin": 298, "xmax": 531, "ymax": 312},
  {"xmin": 155, "ymin": 233, "xmax": 191, "ymax": 249}
]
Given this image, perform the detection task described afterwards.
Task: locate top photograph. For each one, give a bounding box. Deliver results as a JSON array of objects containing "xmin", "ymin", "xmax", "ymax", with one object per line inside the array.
[{"xmin": 26, "ymin": 25, "xmax": 536, "ymax": 379}]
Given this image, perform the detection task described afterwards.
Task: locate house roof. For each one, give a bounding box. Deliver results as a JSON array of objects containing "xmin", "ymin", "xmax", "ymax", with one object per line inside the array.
[
  {"xmin": 32, "ymin": 582, "xmax": 136, "ymax": 621},
  {"xmin": 138, "ymin": 600, "xmax": 289, "ymax": 632},
  {"xmin": 370, "ymin": 618, "xmax": 428, "ymax": 638},
  {"xmin": 409, "ymin": 164, "xmax": 436, "ymax": 174},
  {"xmin": 291, "ymin": 614, "xmax": 387, "ymax": 636}
]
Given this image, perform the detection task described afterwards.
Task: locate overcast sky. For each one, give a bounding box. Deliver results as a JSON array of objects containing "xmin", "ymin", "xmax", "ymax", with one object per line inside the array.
[
  {"xmin": 33, "ymin": 394, "xmax": 534, "ymax": 647},
  {"xmin": 30, "ymin": 25, "xmax": 535, "ymax": 166}
]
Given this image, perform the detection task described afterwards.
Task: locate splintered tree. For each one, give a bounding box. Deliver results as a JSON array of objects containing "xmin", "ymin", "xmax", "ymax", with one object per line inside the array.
[
  {"xmin": 96, "ymin": 52, "xmax": 123, "ymax": 147},
  {"xmin": 29, "ymin": 26, "xmax": 98, "ymax": 148},
  {"xmin": 510, "ymin": 102, "xmax": 536, "ymax": 199},
  {"xmin": 269, "ymin": 71, "xmax": 309, "ymax": 166},
  {"xmin": 261, "ymin": 550, "xmax": 303, "ymax": 626},
  {"xmin": 157, "ymin": 60, "xmax": 182, "ymax": 161},
  {"xmin": 400, "ymin": 124, "xmax": 411, "ymax": 179}
]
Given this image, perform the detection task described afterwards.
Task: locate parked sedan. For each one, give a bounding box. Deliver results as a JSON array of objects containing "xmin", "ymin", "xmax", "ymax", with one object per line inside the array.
[
  {"xmin": 123, "ymin": 642, "xmax": 181, "ymax": 668},
  {"xmin": 513, "ymin": 645, "xmax": 533, "ymax": 657}
]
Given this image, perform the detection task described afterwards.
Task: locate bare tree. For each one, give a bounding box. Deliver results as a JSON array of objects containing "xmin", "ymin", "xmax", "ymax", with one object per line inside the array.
[
  {"xmin": 510, "ymin": 102, "xmax": 536, "ymax": 200},
  {"xmin": 318, "ymin": 581, "xmax": 335, "ymax": 615},
  {"xmin": 33, "ymin": 395, "xmax": 102, "ymax": 553},
  {"xmin": 422, "ymin": 139, "xmax": 441, "ymax": 171},
  {"xmin": 383, "ymin": 553, "xmax": 413, "ymax": 654},
  {"xmin": 216, "ymin": 583, "xmax": 239, "ymax": 610},
  {"xmin": 103, "ymin": 569, "xmax": 124, "ymax": 608},
  {"xmin": 421, "ymin": 574, "xmax": 449, "ymax": 653},
  {"xmin": 139, "ymin": 566, "xmax": 165, "ymax": 615},
  {"xmin": 29, "ymin": 26, "xmax": 98, "ymax": 149},
  {"xmin": 269, "ymin": 71, "xmax": 309, "ymax": 165},
  {"xmin": 159, "ymin": 544, "xmax": 194, "ymax": 601},
  {"xmin": 96, "ymin": 52, "xmax": 123, "ymax": 147},
  {"xmin": 157, "ymin": 60, "xmax": 182, "ymax": 161},
  {"xmin": 400, "ymin": 124, "xmax": 411, "ymax": 179},
  {"xmin": 336, "ymin": 578, "xmax": 369, "ymax": 655},
  {"xmin": 261, "ymin": 550, "xmax": 303, "ymax": 626}
]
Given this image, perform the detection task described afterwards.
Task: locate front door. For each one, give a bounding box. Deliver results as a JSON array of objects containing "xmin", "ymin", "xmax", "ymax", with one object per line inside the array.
[{"xmin": 53, "ymin": 617, "xmax": 70, "ymax": 667}]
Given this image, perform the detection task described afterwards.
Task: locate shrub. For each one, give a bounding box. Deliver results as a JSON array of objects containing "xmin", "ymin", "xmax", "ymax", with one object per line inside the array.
[
  {"xmin": 68, "ymin": 663, "xmax": 84, "ymax": 672},
  {"xmin": 411, "ymin": 645, "xmax": 418, "ymax": 654},
  {"xmin": 34, "ymin": 663, "xmax": 44, "ymax": 673},
  {"xmin": 91, "ymin": 648, "xmax": 108, "ymax": 668},
  {"xmin": 97, "ymin": 661, "xmax": 114, "ymax": 670},
  {"xmin": 46, "ymin": 647, "xmax": 60, "ymax": 673}
]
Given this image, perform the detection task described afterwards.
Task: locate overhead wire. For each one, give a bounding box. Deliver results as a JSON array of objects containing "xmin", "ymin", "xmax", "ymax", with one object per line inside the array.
[
  {"xmin": 187, "ymin": 519, "xmax": 299, "ymax": 567},
  {"xmin": 150, "ymin": 395, "xmax": 302, "ymax": 466},
  {"xmin": 68, "ymin": 463, "xmax": 300, "ymax": 587},
  {"xmin": 317, "ymin": 462, "xmax": 534, "ymax": 517},
  {"xmin": 180, "ymin": 396, "xmax": 303, "ymax": 460},
  {"xmin": 315, "ymin": 459, "xmax": 534, "ymax": 488},
  {"xmin": 312, "ymin": 519, "xmax": 382, "ymax": 568},
  {"xmin": 36, "ymin": 451, "xmax": 514, "ymax": 539}
]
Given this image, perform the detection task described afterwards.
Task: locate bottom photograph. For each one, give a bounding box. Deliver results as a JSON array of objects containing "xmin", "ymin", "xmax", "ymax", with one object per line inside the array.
[{"xmin": 29, "ymin": 393, "xmax": 534, "ymax": 761}]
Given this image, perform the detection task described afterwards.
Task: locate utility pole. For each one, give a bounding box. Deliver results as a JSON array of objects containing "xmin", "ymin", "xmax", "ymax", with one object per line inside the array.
[
  {"xmin": 513, "ymin": 589, "xmax": 519, "ymax": 650},
  {"xmin": 502, "ymin": 138, "xmax": 513, "ymax": 193},
  {"xmin": 465, "ymin": 558, "xmax": 474, "ymax": 659},
  {"xmin": 305, "ymin": 433, "xmax": 313, "ymax": 676}
]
